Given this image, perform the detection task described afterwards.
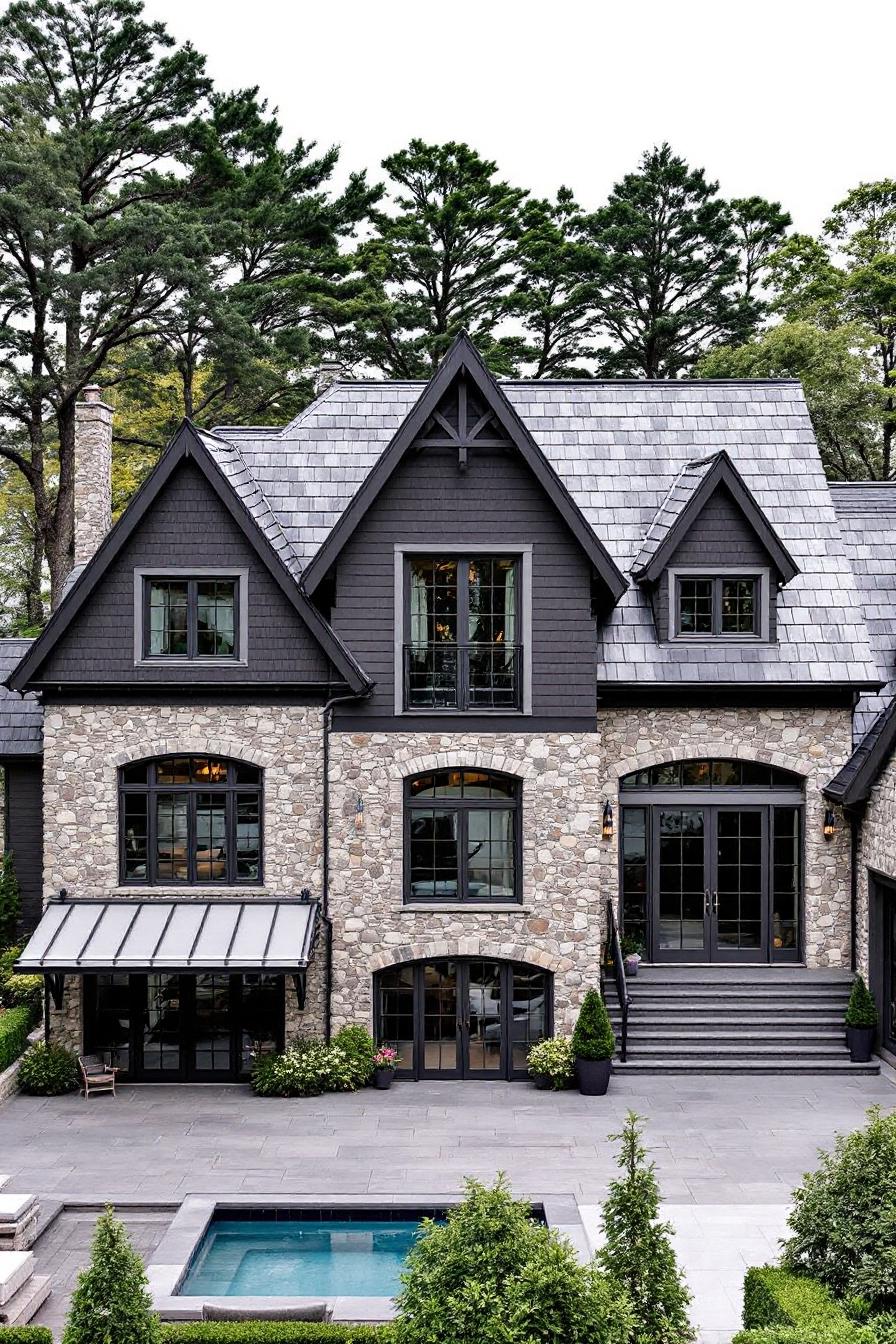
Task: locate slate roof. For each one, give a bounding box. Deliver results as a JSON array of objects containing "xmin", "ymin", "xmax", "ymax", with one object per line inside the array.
[
  {"xmin": 631, "ymin": 455, "xmax": 717, "ymax": 577},
  {"xmin": 0, "ymin": 639, "xmax": 42, "ymax": 756},
  {"xmin": 218, "ymin": 378, "xmax": 878, "ymax": 687}
]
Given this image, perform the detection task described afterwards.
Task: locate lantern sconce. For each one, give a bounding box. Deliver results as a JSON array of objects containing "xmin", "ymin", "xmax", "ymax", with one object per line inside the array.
[
  {"xmin": 602, "ymin": 800, "xmax": 614, "ymax": 840},
  {"xmin": 354, "ymin": 797, "xmax": 365, "ymax": 833},
  {"xmin": 823, "ymin": 808, "xmax": 836, "ymax": 840}
]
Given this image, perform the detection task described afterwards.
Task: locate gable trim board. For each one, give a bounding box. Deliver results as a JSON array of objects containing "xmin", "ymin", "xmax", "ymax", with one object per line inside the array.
[
  {"xmin": 299, "ymin": 332, "xmax": 628, "ymax": 606},
  {"xmin": 631, "ymin": 450, "xmax": 799, "ymax": 587},
  {"xmin": 825, "ymin": 697, "xmax": 896, "ymax": 808},
  {"xmin": 8, "ymin": 422, "xmax": 371, "ymax": 696}
]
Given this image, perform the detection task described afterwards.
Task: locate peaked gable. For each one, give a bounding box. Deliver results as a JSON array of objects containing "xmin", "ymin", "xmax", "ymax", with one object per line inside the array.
[
  {"xmin": 300, "ymin": 333, "xmax": 627, "ymax": 604},
  {"xmin": 631, "ymin": 450, "xmax": 799, "ymax": 587},
  {"xmin": 9, "ymin": 422, "xmax": 369, "ymax": 694}
]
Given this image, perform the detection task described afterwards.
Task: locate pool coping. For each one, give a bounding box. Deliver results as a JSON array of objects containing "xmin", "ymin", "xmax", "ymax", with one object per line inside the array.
[{"xmin": 147, "ymin": 1192, "xmax": 592, "ymax": 1323}]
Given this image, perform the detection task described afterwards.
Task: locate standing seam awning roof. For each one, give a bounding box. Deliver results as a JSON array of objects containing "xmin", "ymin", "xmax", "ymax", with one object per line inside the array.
[{"xmin": 15, "ymin": 899, "xmax": 319, "ymax": 973}]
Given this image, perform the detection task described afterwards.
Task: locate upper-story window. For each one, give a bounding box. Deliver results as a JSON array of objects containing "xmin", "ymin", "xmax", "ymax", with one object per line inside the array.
[
  {"xmin": 403, "ymin": 556, "xmax": 522, "ymax": 710},
  {"xmin": 120, "ymin": 755, "xmax": 262, "ymax": 886},
  {"xmin": 405, "ymin": 769, "xmax": 521, "ymax": 904},
  {"xmin": 672, "ymin": 571, "xmax": 764, "ymax": 639},
  {"xmin": 138, "ymin": 572, "xmax": 245, "ymax": 661}
]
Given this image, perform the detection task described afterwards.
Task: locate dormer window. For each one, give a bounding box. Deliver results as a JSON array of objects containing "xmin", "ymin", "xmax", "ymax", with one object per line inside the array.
[
  {"xmin": 135, "ymin": 569, "xmax": 247, "ymax": 664},
  {"xmin": 675, "ymin": 573, "xmax": 761, "ymax": 638}
]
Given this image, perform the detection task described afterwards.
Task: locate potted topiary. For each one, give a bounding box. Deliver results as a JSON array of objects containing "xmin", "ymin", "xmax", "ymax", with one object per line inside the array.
[
  {"xmin": 372, "ymin": 1045, "xmax": 400, "ymax": 1089},
  {"xmin": 571, "ymin": 988, "xmax": 616, "ymax": 1096},
  {"xmin": 845, "ymin": 974, "xmax": 878, "ymax": 1063}
]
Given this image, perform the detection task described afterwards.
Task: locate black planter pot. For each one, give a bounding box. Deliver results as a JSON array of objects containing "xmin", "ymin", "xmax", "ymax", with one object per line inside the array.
[
  {"xmin": 374, "ymin": 1066, "xmax": 396, "ymax": 1090},
  {"xmin": 530, "ymin": 1072, "xmax": 551, "ymax": 1090},
  {"xmin": 576, "ymin": 1057, "xmax": 612, "ymax": 1096},
  {"xmin": 845, "ymin": 1025, "xmax": 875, "ymax": 1063}
]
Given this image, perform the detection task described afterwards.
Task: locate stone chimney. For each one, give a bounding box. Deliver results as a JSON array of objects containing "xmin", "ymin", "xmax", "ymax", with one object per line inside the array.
[
  {"xmin": 313, "ymin": 360, "xmax": 348, "ymax": 395},
  {"xmin": 73, "ymin": 385, "xmax": 112, "ymax": 565}
]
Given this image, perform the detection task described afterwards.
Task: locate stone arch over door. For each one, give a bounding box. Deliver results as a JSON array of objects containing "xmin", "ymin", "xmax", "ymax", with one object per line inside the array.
[{"xmin": 369, "ymin": 938, "xmax": 572, "ymax": 977}]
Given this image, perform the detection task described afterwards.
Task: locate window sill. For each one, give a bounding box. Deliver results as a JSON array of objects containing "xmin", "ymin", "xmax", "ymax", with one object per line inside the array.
[
  {"xmin": 113, "ymin": 886, "xmax": 266, "ymax": 898},
  {"xmin": 133, "ymin": 659, "xmax": 249, "ymax": 669},
  {"xmin": 400, "ymin": 904, "xmax": 530, "ymax": 914}
]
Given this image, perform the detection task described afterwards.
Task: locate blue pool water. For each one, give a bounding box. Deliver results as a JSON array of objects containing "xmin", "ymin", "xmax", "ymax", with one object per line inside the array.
[{"xmin": 179, "ymin": 1219, "xmax": 428, "ymax": 1299}]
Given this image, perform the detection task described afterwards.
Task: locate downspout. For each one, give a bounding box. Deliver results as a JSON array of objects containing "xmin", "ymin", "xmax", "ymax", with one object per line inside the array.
[
  {"xmin": 848, "ymin": 807, "xmax": 863, "ymax": 974},
  {"xmin": 321, "ymin": 684, "xmax": 373, "ymax": 1042}
]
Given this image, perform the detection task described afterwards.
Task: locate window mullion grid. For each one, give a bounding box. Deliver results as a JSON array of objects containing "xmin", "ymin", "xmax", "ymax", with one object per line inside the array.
[
  {"xmin": 225, "ymin": 788, "xmax": 235, "ymax": 885},
  {"xmin": 459, "ymin": 557, "xmax": 469, "ymax": 709},
  {"xmin": 458, "ymin": 806, "xmax": 469, "ymax": 902},
  {"xmin": 147, "ymin": 781, "xmax": 158, "ymax": 886},
  {"xmin": 187, "ymin": 580, "xmax": 198, "ymax": 659},
  {"xmin": 712, "ymin": 577, "xmax": 722, "ymax": 636},
  {"xmin": 187, "ymin": 789, "xmax": 197, "ymax": 884}
]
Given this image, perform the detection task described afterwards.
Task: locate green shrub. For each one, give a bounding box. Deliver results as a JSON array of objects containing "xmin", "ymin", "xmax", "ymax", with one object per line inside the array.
[
  {"xmin": 0, "ymin": 942, "xmax": 23, "ymax": 977},
  {"xmin": 332, "ymin": 1025, "xmax": 376, "ymax": 1086},
  {"xmin": 63, "ymin": 1207, "xmax": 160, "ymax": 1344},
  {"xmin": 18, "ymin": 1041, "xmax": 80, "ymax": 1095},
  {"xmin": 0, "ymin": 1003, "xmax": 33, "ymax": 1071},
  {"xmin": 0, "ymin": 850, "xmax": 21, "ymax": 948},
  {"xmin": 571, "ymin": 988, "xmax": 615, "ymax": 1061},
  {"xmin": 743, "ymin": 1267, "xmax": 850, "ymax": 1330},
  {"xmin": 0, "ymin": 1329, "xmax": 54, "ymax": 1343},
  {"xmin": 252, "ymin": 1036, "xmax": 372, "ymax": 1098},
  {"xmin": 160, "ymin": 1327, "xmax": 392, "ymax": 1343},
  {"xmin": 392, "ymin": 1174, "xmax": 633, "ymax": 1344},
  {"xmin": 732, "ymin": 1325, "xmax": 877, "ymax": 1344},
  {"xmin": 871, "ymin": 1313, "xmax": 896, "ymax": 1342},
  {"xmin": 527, "ymin": 1035, "xmax": 574, "ymax": 1089},
  {"xmin": 599, "ymin": 1112, "xmax": 694, "ymax": 1344},
  {"xmin": 781, "ymin": 1106, "xmax": 896, "ymax": 1308},
  {"xmin": 3, "ymin": 972, "xmax": 43, "ymax": 1016},
  {"xmin": 845, "ymin": 975, "xmax": 879, "ymax": 1029}
]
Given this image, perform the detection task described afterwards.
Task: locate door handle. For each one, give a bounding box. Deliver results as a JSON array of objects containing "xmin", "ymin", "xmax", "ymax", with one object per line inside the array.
[
  {"xmin": 712, "ymin": 891, "xmax": 719, "ymax": 916},
  {"xmin": 704, "ymin": 891, "xmax": 711, "ymax": 917}
]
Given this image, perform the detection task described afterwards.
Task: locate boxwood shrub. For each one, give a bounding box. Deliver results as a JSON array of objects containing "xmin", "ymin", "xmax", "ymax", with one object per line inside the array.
[
  {"xmin": 160, "ymin": 1326, "xmax": 392, "ymax": 1343},
  {"xmin": 0, "ymin": 1329, "xmax": 54, "ymax": 1343},
  {"xmin": 17, "ymin": 1040, "xmax": 80, "ymax": 1094},
  {"xmin": 743, "ymin": 1268, "xmax": 851, "ymax": 1330},
  {"xmin": 0, "ymin": 1003, "xmax": 34, "ymax": 1071}
]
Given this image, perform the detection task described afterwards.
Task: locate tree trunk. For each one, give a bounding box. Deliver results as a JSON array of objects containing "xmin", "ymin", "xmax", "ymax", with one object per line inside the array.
[
  {"xmin": 24, "ymin": 525, "xmax": 44, "ymax": 629},
  {"xmin": 46, "ymin": 399, "xmax": 76, "ymax": 608}
]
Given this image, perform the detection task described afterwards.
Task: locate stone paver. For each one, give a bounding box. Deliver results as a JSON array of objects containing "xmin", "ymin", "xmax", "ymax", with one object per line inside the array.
[{"xmin": 0, "ymin": 1070, "xmax": 892, "ymax": 1342}]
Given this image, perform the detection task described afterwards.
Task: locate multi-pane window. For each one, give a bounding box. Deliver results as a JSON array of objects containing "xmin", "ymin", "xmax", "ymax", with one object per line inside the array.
[
  {"xmin": 145, "ymin": 577, "xmax": 238, "ymax": 659},
  {"xmin": 120, "ymin": 756, "xmax": 261, "ymax": 885},
  {"xmin": 675, "ymin": 575, "xmax": 759, "ymax": 638},
  {"xmin": 405, "ymin": 769, "xmax": 520, "ymax": 903},
  {"xmin": 405, "ymin": 556, "xmax": 521, "ymax": 709}
]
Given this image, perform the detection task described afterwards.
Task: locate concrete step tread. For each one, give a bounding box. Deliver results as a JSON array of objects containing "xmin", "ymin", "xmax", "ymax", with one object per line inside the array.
[
  {"xmin": 614, "ymin": 1061, "xmax": 880, "ymax": 1074},
  {"xmin": 0, "ymin": 1274, "xmax": 51, "ymax": 1326},
  {"xmin": 624, "ymin": 1040, "xmax": 853, "ymax": 1054},
  {"xmin": 620, "ymin": 1029, "xmax": 847, "ymax": 1042}
]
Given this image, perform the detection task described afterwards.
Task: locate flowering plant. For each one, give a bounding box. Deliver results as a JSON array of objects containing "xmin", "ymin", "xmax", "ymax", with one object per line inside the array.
[
  {"xmin": 527, "ymin": 1035, "xmax": 575, "ymax": 1089},
  {"xmin": 373, "ymin": 1045, "xmax": 401, "ymax": 1070}
]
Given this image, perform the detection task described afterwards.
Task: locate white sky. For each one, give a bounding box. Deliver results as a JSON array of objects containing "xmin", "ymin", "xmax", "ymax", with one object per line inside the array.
[{"xmin": 142, "ymin": 0, "xmax": 895, "ymax": 235}]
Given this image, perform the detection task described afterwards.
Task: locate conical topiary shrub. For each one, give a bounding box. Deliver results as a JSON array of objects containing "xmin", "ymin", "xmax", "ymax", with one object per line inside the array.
[
  {"xmin": 62, "ymin": 1206, "xmax": 160, "ymax": 1344},
  {"xmin": 844, "ymin": 974, "xmax": 878, "ymax": 1062},
  {"xmin": 571, "ymin": 988, "xmax": 616, "ymax": 1095}
]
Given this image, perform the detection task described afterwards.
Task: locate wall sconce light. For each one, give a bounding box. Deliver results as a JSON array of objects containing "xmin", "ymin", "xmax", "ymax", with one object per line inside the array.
[
  {"xmin": 354, "ymin": 797, "xmax": 365, "ymax": 833},
  {"xmin": 602, "ymin": 800, "xmax": 614, "ymax": 840},
  {"xmin": 823, "ymin": 808, "xmax": 836, "ymax": 840}
]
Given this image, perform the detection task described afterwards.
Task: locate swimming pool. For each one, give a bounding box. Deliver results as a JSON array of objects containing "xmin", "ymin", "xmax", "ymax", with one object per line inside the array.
[{"xmin": 178, "ymin": 1210, "xmax": 442, "ymax": 1299}]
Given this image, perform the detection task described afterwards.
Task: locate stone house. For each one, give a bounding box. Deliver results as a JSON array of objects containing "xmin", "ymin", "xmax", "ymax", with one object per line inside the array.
[{"xmin": 5, "ymin": 333, "xmax": 895, "ymax": 1078}]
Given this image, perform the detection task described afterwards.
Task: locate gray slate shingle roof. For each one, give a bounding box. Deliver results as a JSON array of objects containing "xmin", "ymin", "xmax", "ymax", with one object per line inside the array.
[
  {"xmin": 0, "ymin": 639, "xmax": 42, "ymax": 755},
  {"xmin": 831, "ymin": 482, "xmax": 896, "ymax": 738},
  {"xmin": 218, "ymin": 379, "xmax": 878, "ymax": 687},
  {"xmin": 630, "ymin": 454, "xmax": 718, "ymax": 577}
]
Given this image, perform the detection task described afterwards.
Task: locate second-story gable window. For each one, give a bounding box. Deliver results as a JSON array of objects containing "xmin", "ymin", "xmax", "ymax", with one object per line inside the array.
[
  {"xmin": 141, "ymin": 575, "xmax": 241, "ymax": 660},
  {"xmin": 404, "ymin": 556, "xmax": 521, "ymax": 710},
  {"xmin": 674, "ymin": 573, "xmax": 761, "ymax": 639}
]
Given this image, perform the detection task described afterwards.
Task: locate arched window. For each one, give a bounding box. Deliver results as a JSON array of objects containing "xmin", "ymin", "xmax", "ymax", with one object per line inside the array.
[
  {"xmin": 405, "ymin": 768, "xmax": 521, "ymax": 904},
  {"xmin": 119, "ymin": 756, "xmax": 262, "ymax": 886},
  {"xmin": 620, "ymin": 758, "xmax": 803, "ymax": 790}
]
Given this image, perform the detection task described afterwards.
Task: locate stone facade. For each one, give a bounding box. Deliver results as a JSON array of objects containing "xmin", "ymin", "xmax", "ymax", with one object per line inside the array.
[
  {"xmin": 327, "ymin": 705, "xmax": 855, "ymax": 1037},
  {"xmin": 855, "ymin": 750, "xmax": 896, "ymax": 979},
  {"xmin": 41, "ymin": 703, "xmax": 326, "ymax": 1049},
  {"xmin": 73, "ymin": 388, "xmax": 112, "ymax": 567}
]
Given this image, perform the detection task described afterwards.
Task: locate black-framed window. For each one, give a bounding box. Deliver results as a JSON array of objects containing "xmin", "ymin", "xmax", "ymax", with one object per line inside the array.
[
  {"xmin": 675, "ymin": 575, "xmax": 760, "ymax": 637},
  {"xmin": 119, "ymin": 755, "xmax": 262, "ymax": 886},
  {"xmin": 144, "ymin": 577, "xmax": 238, "ymax": 659},
  {"xmin": 404, "ymin": 556, "xmax": 521, "ymax": 710},
  {"xmin": 405, "ymin": 768, "xmax": 521, "ymax": 903},
  {"xmin": 620, "ymin": 758, "xmax": 802, "ymax": 791}
]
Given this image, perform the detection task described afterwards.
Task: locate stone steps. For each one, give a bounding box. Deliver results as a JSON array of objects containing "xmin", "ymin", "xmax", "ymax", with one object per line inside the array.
[{"xmin": 0, "ymin": 1273, "xmax": 51, "ymax": 1326}]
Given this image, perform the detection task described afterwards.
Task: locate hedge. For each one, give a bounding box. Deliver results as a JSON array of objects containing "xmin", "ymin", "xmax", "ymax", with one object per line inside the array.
[
  {"xmin": 0, "ymin": 1003, "xmax": 35, "ymax": 1071},
  {"xmin": 0, "ymin": 1329, "xmax": 54, "ymax": 1343},
  {"xmin": 735, "ymin": 1268, "xmax": 878, "ymax": 1344},
  {"xmin": 732, "ymin": 1327, "xmax": 876, "ymax": 1344},
  {"xmin": 160, "ymin": 1326, "xmax": 393, "ymax": 1344}
]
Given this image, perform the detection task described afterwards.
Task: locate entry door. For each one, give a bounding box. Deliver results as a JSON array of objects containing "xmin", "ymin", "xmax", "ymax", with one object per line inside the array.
[
  {"xmin": 136, "ymin": 974, "xmax": 236, "ymax": 1080},
  {"xmin": 886, "ymin": 898, "xmax": 896, "ymax": 1056},
  {"xmin": 652, "ymin": 807, "xmax": 768, "ymax": 962},
  {"xmin": 419, "ymin": 960, "xmax": 510, "ymax": 1079}
]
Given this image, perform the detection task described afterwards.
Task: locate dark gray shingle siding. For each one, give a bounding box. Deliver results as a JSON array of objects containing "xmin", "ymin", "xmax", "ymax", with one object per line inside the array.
[{"xmin": 0, "ymin": 640, "xmax": 42, "ymax": 755}]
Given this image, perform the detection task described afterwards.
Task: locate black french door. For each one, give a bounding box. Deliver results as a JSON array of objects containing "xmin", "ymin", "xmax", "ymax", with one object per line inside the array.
[
  {"xmin": 376, "ymin": 959, "xmax": 551, "ymax": 1080},
  {"xmin": 653, "ymin": 805, "xmax": 767, "ymax": 962},
  {"xmin": 85, "ymin": 972, "xmax": 285, "ymax": 1081}
]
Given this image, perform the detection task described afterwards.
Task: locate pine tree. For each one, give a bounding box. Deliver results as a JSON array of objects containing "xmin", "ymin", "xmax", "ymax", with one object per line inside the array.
[
  {"xmin": 63, "ymin": 1206, "xmax": 160, "ymax": 1344},
  {"xmin": 0, "ymin": 850, "xmax": 21, "ymax": 948},
  {"xmin": 598, "ymin": 1112, "xmax": 694, "ymax": 1344},
  {"xmin": 509, "ymin": 188, "xmax": 597, "ymax": 377},
  {"xmin": 571, "ymin": 988, "xmax": 615, "ymax": 1060}
]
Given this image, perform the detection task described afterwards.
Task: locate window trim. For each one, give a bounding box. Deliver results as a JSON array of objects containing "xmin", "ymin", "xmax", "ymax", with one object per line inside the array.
[
  {"xmin": 667, "ymin": 566, "xmax": 769, "ymax": 642},
  {"xmin": 133, "ymin": 567, "xmax": 249, "ymax": 666},
  {"xmin": 118, "ymin": 755, "xmax": 263, "ymax": 887},
  {"xmin": 393, "ymin": 544, "xmax": 533, "ymax": 715},
  {"xmin": 403, "ymin": 769, "xmax": 523, "ymax": 906}
]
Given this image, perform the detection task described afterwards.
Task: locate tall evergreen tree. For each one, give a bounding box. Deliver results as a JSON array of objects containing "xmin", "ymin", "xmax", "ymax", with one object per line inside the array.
[
  {"xmin": 63, "ymin": 1206, "xmax": 160, "ymax": 1344},
  {"xmin": 355, "ymin": 140, "xmax": 527, "ymax": 378},
  {"xmin": 510, "ymin": 188, "xmax": 596, "ymax": 377},
  {"xmin": 579, "ymin": 144, "xmax": 763, "ymax": 378},
  {"xmin": 598, "ymin": 1112, "xmax": 694, "ymax": 1344},
  {"xmin": 730, "ymin": 195, "xmax": 791, "ymax": 304}
]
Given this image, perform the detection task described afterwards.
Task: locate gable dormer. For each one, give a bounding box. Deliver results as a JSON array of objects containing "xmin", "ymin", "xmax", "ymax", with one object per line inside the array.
[{"xmin": 631, "ymin": 451, "xmax": 798, "ymax": 645}]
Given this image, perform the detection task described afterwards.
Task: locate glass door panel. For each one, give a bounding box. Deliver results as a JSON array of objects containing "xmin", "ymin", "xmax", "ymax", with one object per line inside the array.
[
  {"xmin": 711, "ymin": 808, "xmax": 767, "ymax": 960},
  {"xmin": 142, "ymin": 973, "xmax": 182, "ymax": 1075},
  {"xmin": 509, "ymin": 966, "xmax": 548, "ymax": 1076},
  {"xmin": 655, "ymin": 809, "xmax": 708, "ymax": 959},
  {"xmin": 193, "ymin": 974, "xmax": 233, "ymax": 1076},
  {"xmin": 421, "ymin": 961, "xmax": 459, "ymax": 1076},
  {"xmin": 887, "ymin": 901, "xmax": 896, "ymax": 1056},
  {"xmin": 466, "ymin": 961, "xmax": 502, "ymax": 1075}
]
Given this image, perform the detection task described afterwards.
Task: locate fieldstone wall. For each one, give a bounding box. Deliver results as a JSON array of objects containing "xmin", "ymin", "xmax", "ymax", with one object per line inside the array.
[
  {"xmin": 856, "ymin": 749, "xmax": 896, "ymax": 978},
  {"xmin": 327, "ymin": 706, "xmax": 855, "ymax": 1036},
  {"xmin": 41, "ymin": 704, "xmax": 327, "ymax": 1050},
  {"xmin": 73, "ymin": 388, "xmax": 112, "ymax": 566}
]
